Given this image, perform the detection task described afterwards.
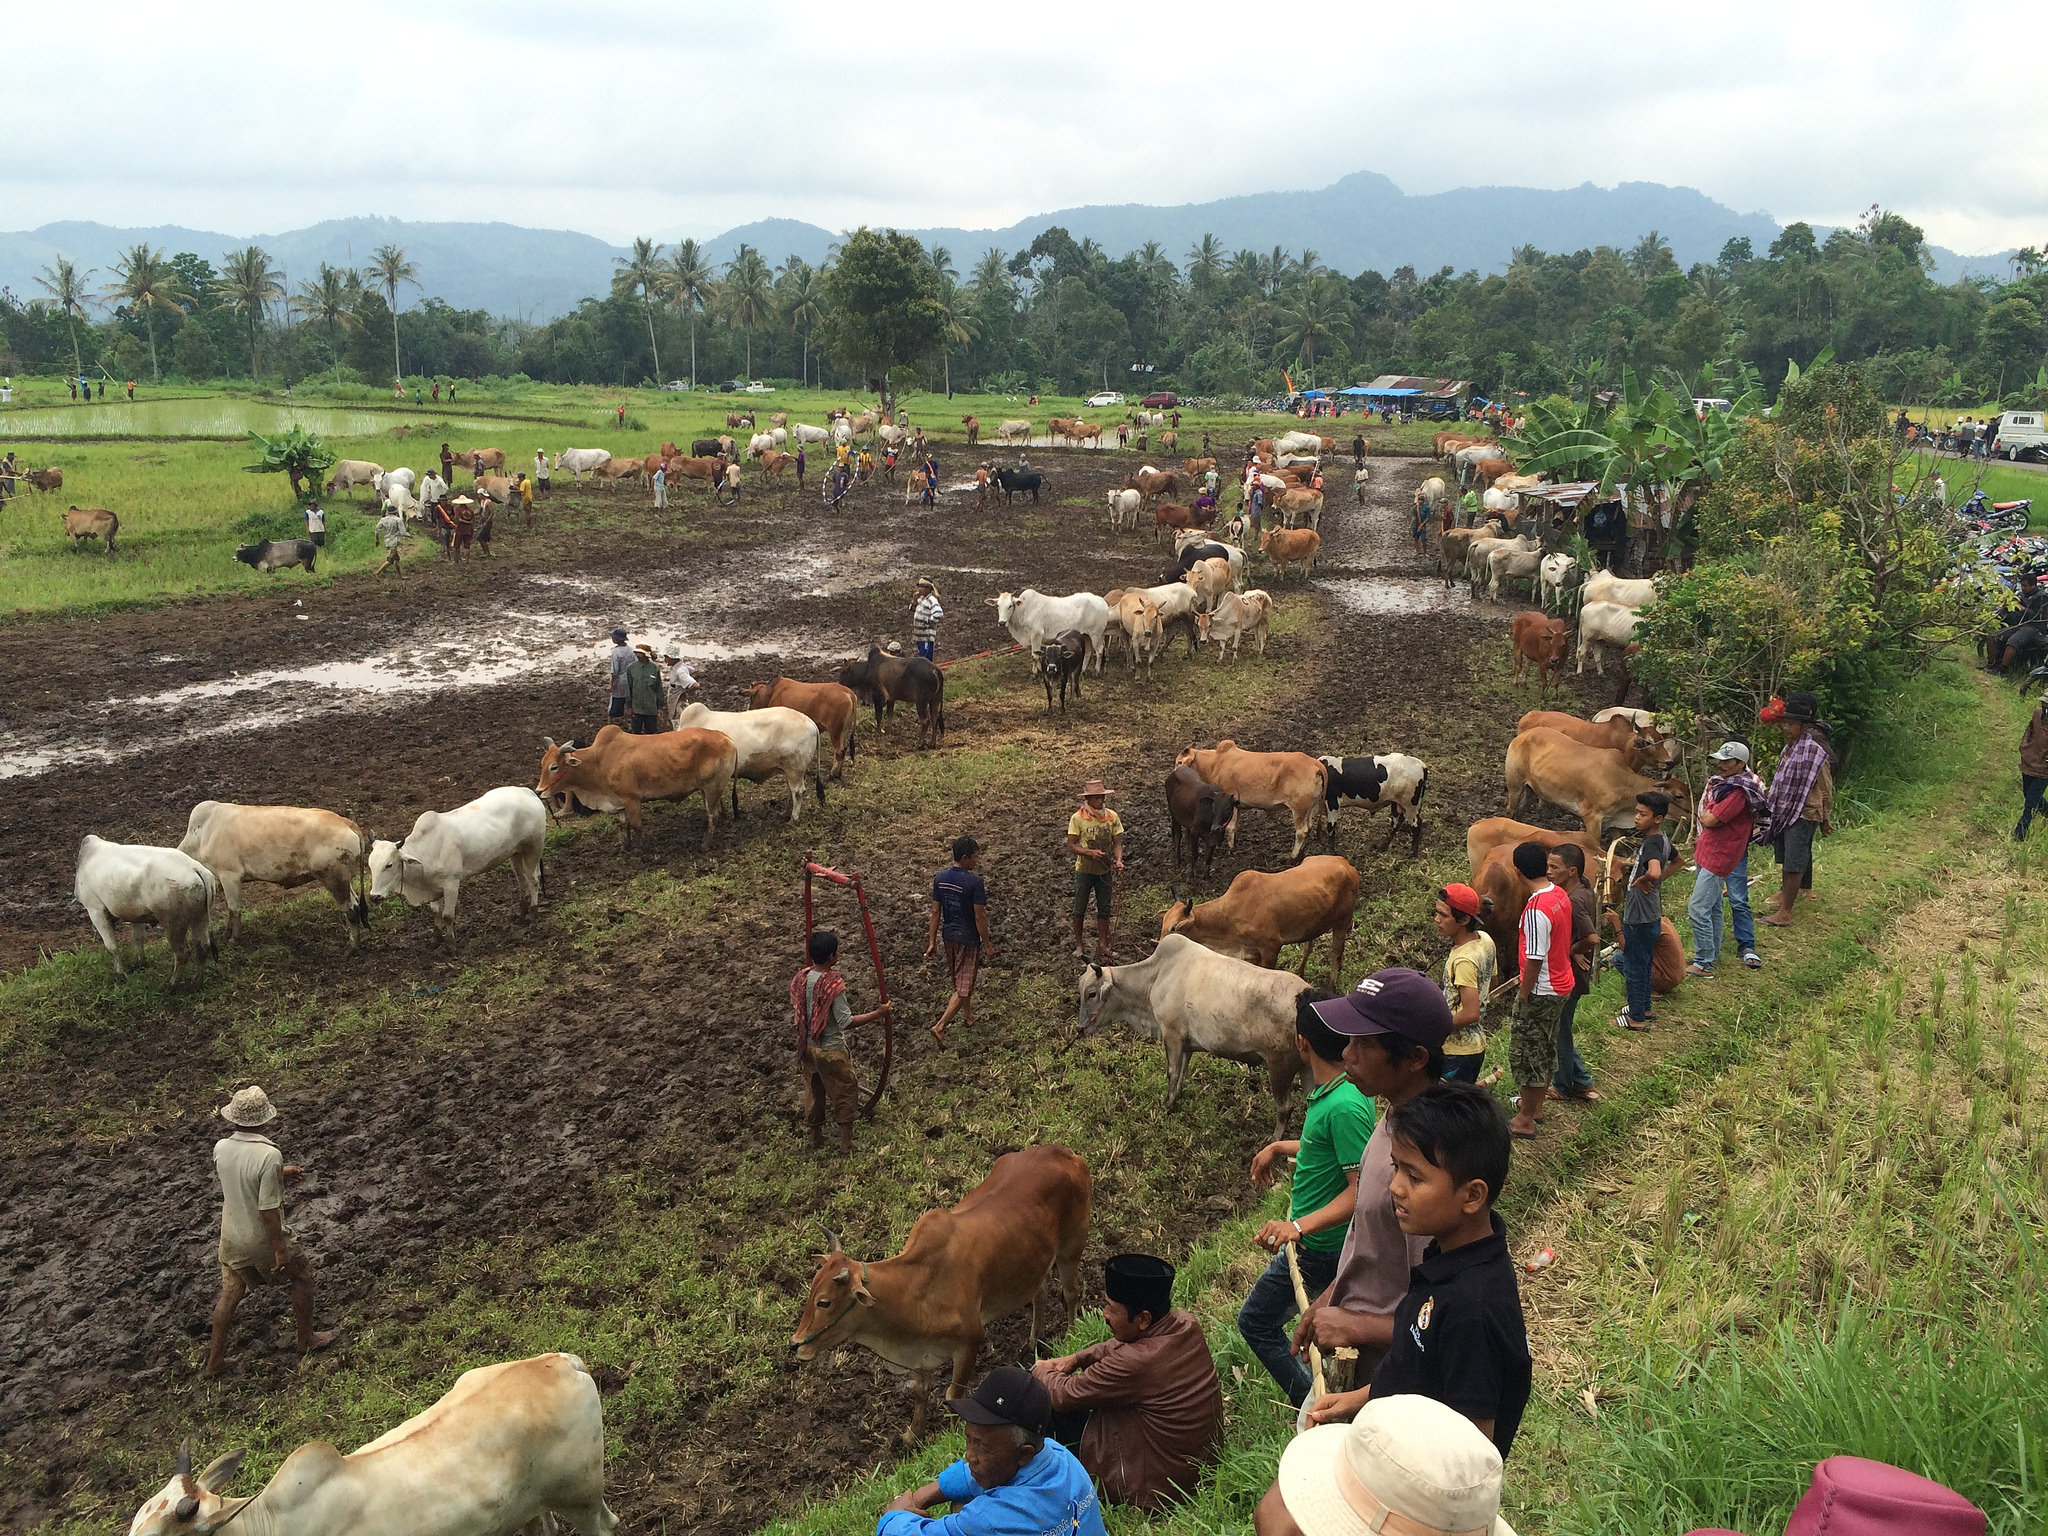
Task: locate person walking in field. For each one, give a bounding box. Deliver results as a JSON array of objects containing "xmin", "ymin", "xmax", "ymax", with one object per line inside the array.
[
  {"xmin": 126, "ymin": 379, "xmax": 135, "ymax": 401},
  {"xmin": 517, "ymin": 472, "xmax": 535, "ymax": 529},
  {"xmin": 652, "ymin": 463, "xmax": 668, "ymax": 512},
  {"xmin": 374, "ymin": 505, "xmax": 406, "ymax": 575},
  {"xmin": 439, "ymin": 442, "xmax": 454, "ymax": 487},
  {"xmin": 2016, "ymin": 694, "xmax": 2048, "ymax": 840},
  {"xmin": 605, "ymin": 627, "xmax": 634, "ymax": 723},
  {"xmin": 204, "ymin": 1086, "xmax": 338, "ymax": 1378},
  {"xmin": 1067, "ymin": 781, "xmax": 1124, "ymax": 963},
  {"xmin": 534, "ymin": 450, "xmax": 550, "ymax": 496},
  {"xmin": 616, "ymin": 402, "xmax": 626, "ymax": 427},
  {"xmin": 791, "ymin": 930, "xmax": 893, "ymax": 1153},
  {"xmin": 303, "ymin": 501, "xmax": 326, "ymax": 549},
  {"xmin": 924, "ymin": 835, "xmax": 991, "ymax": 1046},
  {"xmin": 912, "ymin": 577, "xmax": 944, "ymax": 662}
]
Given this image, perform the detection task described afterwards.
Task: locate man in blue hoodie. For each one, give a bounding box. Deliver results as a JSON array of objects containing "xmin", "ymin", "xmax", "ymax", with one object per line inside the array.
[{"xmin": 877, "ymin": 1367, "xmax": 1106, "ymax": 1536}]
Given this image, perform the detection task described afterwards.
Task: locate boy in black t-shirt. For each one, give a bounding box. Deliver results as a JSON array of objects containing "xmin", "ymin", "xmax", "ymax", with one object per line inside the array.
[{"xmin": 1306, "ymin": 1081, "xmax": 1531, "ymax": 1460}]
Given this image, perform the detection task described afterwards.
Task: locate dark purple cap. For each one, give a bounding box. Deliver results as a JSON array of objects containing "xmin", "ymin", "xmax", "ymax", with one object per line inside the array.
[{"xmin": 1310, "ymin": 968, "xmax": 1455, "ymax": 1047}]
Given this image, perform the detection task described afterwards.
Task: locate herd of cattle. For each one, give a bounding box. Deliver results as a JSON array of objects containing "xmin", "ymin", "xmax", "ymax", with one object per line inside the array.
[{"xmin": 72, "ymin": 420, "xmax": 1717, "ymax": 1533}]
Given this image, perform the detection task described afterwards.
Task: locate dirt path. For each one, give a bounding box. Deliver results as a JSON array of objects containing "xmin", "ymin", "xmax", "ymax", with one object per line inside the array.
[{"xmin": 0, "ymin": 448, "xmax": 1603, "ymax": 1532}]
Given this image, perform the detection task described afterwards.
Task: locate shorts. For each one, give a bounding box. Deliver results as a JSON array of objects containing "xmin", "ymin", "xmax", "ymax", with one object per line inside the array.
[
  {"xmin": 1073, "ymin": 870, "xmax": 1113, "ymax": 921},
  {"xmin": 1441, "ymin": 1052, "xmax": 1486, "ymax": 1083},
  {"xmin": 308, "ymin": 530, "xmax": 326, "ymax": 547},
  {"xmin": 220, "ymin": 1248, "xmax": 309, "ymax": 1290},
  {"xmin": 801, "ymin": 1047, "xmax": 860, "ymax": 1130},
  {"xmin": 1774, "ymin": 819, "xmax": 1817, "ymax": 875},
  {"xmin": 608, "ymin": 696, "xmax": 627, "ymax": 719},
  {"xmin": 944, "ymin": 940, "xmax": 980, "ymax": 998},
  {"xmin": 1509, "ymin": 992, "xmax": 1566, "ymax": 1091}
]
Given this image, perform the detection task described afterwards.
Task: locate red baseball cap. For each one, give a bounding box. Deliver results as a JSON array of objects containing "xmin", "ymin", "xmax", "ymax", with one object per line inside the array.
[{"xmin": 1439, "ymin": 884, "xmax": 1482, "ymax": 918}]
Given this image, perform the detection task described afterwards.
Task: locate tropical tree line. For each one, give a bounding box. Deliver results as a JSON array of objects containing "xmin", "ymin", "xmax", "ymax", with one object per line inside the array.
[{"xmin": 3, "ymin": 205, "xmax": 2043, "ymax": 406}]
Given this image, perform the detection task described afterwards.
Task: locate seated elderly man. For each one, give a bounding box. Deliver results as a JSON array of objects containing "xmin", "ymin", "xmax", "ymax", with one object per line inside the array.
[
  {"xmin": 1032, "ymin": 1254, "xmax": 1225, "ymax": 1510},
  {"xmin": 877, "ymin": 1367, "xmax": 1106, "ymax": 1536}
]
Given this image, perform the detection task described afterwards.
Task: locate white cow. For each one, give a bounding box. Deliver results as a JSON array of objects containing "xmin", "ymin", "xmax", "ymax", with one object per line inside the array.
[
  {"xmin": 1593, "ymin": 706, "xmax": 1662, "ymax": 729},
  {"xmin": 374, "ymin": 468, "xmax": 415, "ymax": 510},
  {"xmin": 996, "ymin": 419, "xmax": 1032, "ymax": 443},
  {"xmin": 1074, "ymin": 934, "xmax": 1310, "ymax": 1136},
  {"xmin": 1540, "ymin": 553, "xmax": 1580, "ymax": 612},
  {"xmin": 178, "ymin": 802, "xmax": 370, "ymax": 948},
  {"xmin": 1273, "ymin": 430, "xmax": 1323, "ymax": 456},
  {"xmin": 987, "ymin": 589, "xmax": 1112, "ymax": 674},
  {"xmin": 1467, "ymin": 533, "xmax": 1535, "ymax": 597},
  {"xmin": 746, "ymin": 432, "xmax": 776, "ymax": 459},
  {"xmin": 74, "ymin": 835, "xmax": 217, "ymax": 983},
  {"xmin": 1481, "ymin": 486, "xmax": 1518, "ymax": 516},
  {"xmin": 1453, "ymin": 445, "xmax": 1501, "ymax": 485},
  {"xmin": 366, "ymin": 786, "xmax": 546, "ymax": 944},
  {"xmin": 1582, "ymin": 571, "xmax": 1661, "ymax": 610},
  {"xmin": 1487, "ymin": 540, "xmax": 1545, "ymax": 603},
  {"xmin": 674, "ymin": 702, "xmax": 823, "ymax": 823},
  {"xmin": 552, "ymin": 449, "xmax": 612, "ymax": 480},
  {"xmin": 769, "ymin": 426, "xmax": 788, "ymax": 449},
  {"xmin": 122, "ymin": 1353, "xmax": 618, "ymax": 1536},
  {"xmin": 1195, "ymin": 589, "xmax": 1273, "ymax": 661},
  {"xmin": 1318, "ymin": 752, "xmax": 1429, "ymax": 854},
  {"xmin": 792, "ymin": 423, "xmax": 832, "ymax": 447},
  {"xmin": 1576, "ymin": 600, "xmax": 1645, "ymax": 674},
  {"xmin": 830, "ymin": 420, "xmax": 853, "ymax": 446},
  {"xmin": 876, "ymin": 423, "xmax": 907, "ymax": 448},
  {"xmin": 1105, "ymin": 487, "xmax": 1142, "ymax": 532},
  {"xmin": 326, "ymin": 460, "xmax": 384, "ymax": 498}
]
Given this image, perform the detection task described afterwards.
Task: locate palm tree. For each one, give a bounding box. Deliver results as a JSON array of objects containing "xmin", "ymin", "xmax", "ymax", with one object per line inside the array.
[
  {"xmin": 216, "ymin": 246, "xmax": 285, "ymax": 379},
  {"xmin": 1273, "ymin": 278, "xmax": 1354, "ymax": 389},
  {"xmin": 367, "ymin": 244, "xmax": 420, "ymax": 387},
  {"xmin": 935, "ymin": 279, "xmax": 980, "ymax": 397},
  {"xmin": 662, "ymin": 239, "xmax": 717, "ymax": 389},
  {"xmin": 103, "ymin": 245, "xmax": 187, "ymax": 385},
  {"xmin": 971, "ymin": 248, "xmax": 1013, "ymax": 305},
  {"xmin": 723, "ymin": 245, "xmax": 772, "ymax": 379},
  {"xmin": 1226, "ymin": 248, "xmax": 1261, "ymax": 291},
  {"xmin": 297, "ymin": 263, "xmax": 360, "ymax": 382},
  {"xmin": 928, "ymin": 245, "xmax": 958, "ymax": 284},
  {"xmin": 35, "ymin": 256, "xmax": 94, "ymax": 382},
  {"xmin": 777, "ymin": 258, "xmax": 826, "ymax": 387},
  {"xmin": 1626, "ymin": 231, "xmax": 1674, "ymax": 278},
  {"xmin": 612, "ymin": 236, "xmax": 666, "ymax": 383},
  {"xmin": 1186, "ymin": 234, "xmax": 1223, "ymax": 290}
]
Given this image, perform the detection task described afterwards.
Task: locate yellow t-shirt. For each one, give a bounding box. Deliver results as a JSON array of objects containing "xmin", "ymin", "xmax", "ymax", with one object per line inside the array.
[
  {"xmin": 1440, "ymin": 932, "xmax": 1497, "ymax": 1058},
  {"xmin": 1068, "ymin": 808, "xmax": 1123, "ymax": 872}
]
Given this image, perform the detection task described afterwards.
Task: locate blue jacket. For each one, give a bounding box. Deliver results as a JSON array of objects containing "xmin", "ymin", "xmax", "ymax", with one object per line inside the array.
[{"xmin": 875, "ymin": 1443, "xmax": 1105, "ymax": 1536}]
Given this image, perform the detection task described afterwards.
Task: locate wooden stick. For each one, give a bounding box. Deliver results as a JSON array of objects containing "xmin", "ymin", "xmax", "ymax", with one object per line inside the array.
[{"xmin": 1284, "ymin": 1240, "xmax": 1327, "ymax": 1409}]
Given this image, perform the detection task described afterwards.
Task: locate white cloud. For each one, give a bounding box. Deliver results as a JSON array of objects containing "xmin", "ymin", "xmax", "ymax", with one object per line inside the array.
[{"xmin": 8, "ymin": 0, "xmax": 2043, "ymax": 254}]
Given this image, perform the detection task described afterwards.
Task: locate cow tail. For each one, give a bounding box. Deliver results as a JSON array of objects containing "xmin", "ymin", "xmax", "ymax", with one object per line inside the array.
[
  {"xmin": 813, "ymin": 730, "xmax": 828, "ymax": 805},
  {"xmin": 348, "ymin": 819, "xmax": 372, "ymax": 928},
  {"xmin": 1413, "ymin": 764, "xmax": 1430, "ymax": 817}
]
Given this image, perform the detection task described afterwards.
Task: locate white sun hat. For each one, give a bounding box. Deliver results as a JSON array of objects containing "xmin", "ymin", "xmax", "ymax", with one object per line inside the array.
[
  {"xmin": 1276, "ymin": 1396, "xmax": 1515, "ymax": 1536},
  {"xmin": 219, "ymin": 1085, "xmax": 278, "ymax": 1127}
]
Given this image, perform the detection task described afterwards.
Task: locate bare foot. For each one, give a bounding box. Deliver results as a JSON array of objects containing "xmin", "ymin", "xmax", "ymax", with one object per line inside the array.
[
  {"xmin": 300, "ymin": 1329, "xmax": 339, "ymax": 1356},
  {"xmin": 930, "ymin": 1023, "xmax": 947, "ymax": 1046},
  {"xmin": 203, "ymin": 1355, "xmax": 232, "ymax": 1379}
]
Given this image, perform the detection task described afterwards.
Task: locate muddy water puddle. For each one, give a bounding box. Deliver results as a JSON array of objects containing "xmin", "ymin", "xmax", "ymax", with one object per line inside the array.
[{"xmin": 1322, "ymin": 574, "xmax": 1477, "ymax": 616}]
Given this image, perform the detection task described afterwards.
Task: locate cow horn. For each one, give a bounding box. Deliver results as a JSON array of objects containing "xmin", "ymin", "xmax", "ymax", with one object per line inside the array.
[
  {"xmin": 821, "ymin": 1227, "xmax": 841, "ymax": 1255},
  {"xmin": 175, "ymin": 1439, "xmax": 193, "ymax": 1478},
  {"xmin": 541, "ymin": 736, "xmax": 555, "ymax": 751}
]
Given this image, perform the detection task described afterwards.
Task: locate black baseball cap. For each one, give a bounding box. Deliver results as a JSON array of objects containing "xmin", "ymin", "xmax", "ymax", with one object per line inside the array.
[
  {"xmin": 948, "ymin": 1366, "xmax": 1050, "ymax": 1432},
  {"xmin": 1309, "ymin": 968, "xmax": 1455, "ymax": 1048}
]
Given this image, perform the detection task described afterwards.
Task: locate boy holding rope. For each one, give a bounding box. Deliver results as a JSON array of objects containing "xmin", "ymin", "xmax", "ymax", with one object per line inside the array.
[{"xmin": 791, "ymin": 930, "xmax": 892, "ymax": 1153}]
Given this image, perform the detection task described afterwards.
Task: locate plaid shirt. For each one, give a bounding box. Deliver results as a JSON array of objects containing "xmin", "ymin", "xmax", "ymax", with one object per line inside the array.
[{"xmin": 1767, "ymin": 732, "xmax": 1829, "ymax": 835}]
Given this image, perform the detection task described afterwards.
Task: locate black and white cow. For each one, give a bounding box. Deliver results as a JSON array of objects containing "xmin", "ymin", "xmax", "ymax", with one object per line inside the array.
[
  {"xmin": 234, "ymin": 538, "xmax": 317, "ymax": 574},
  {"xmin": 1319, "ymin": 752, "xmax": 1429, "ymax": 855}
]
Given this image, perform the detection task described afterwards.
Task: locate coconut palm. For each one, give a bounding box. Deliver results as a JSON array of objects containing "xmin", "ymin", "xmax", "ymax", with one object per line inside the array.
[
  {"xmin": 612, "ymin": 236, "xmax": 666, "ymax": 382},
  {"xmin": 102, "ymin": 245, "xmax": 187, "ymax": 385},
  {"xmin": 723, "ymin": 245, "xmax": 773, "ymax": 379},
  {"xmin": 1273, "ymin": 278, "xmax": 1354, "ymax": 389},
  {"xmin": 216, "ymin": 245, "xmax": 285, "ymax": 379},
  {"xmin": 777, "ymin": 258, "xmax": 827, "ymax": 387},
  {"xmin": 35, "ymin": 256, "xmax": 95, "ymax": 382},
  {"xmin": 367, "ymin": 244, "xmax": 419, "ymax": 387},
  {"xmin": 936, "ymin": 279, "xmax": 980, "ymax": 397},
  {"xmin": 1186, "ymin": 233, "xmax": 1223, "ymax": 290},
  {"xmin": 662, "ymin": 239, "xmax": 717, "ymax": 389},
  {"xmin": 296, "ymin": 263, "xmax": 360, "ymax": 383},
  {"xmin": 928, "ymin": 245, "xmax": 957, "ymax": 284},
  {"xmin": 971, "ymin": 248, "xmax": 1013, "ymax": 305}
]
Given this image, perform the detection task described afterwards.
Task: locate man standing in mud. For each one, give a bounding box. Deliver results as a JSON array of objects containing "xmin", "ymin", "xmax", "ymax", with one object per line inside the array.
[{"xmin": 206, "ymin": 1086, "xmax": 338, "ymax": 1377}]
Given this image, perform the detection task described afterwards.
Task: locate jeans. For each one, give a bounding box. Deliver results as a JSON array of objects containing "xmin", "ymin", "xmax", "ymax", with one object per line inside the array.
[
  {"xmin": 1619, "ymin": 920, "xmax": 1660, "ymax": 1021},
  {"xmin": 1238, "ymin": 1245, "xmax": 1339, "ymax": 1406},
  {"xmin": 916, "ymin": 639, "xmax": 936, "ymax": 662},
  {"xmin": 1552, "ymin": 992, "xmax": 1594, "ymax": 1093},
  {"xmin": 2019, "ymin": 775, "xmax": 2047, "ymax": 840},
  {"xmin": 1686, "ymin": 856, "xmax": 1756, "ymax": 968}
]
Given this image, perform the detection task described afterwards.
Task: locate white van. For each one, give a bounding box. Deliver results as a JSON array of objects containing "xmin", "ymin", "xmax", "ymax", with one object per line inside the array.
[
  {"xmin": 1693, "ymin": 397, "xmax": 1732, "ymax": 417},
  {"xmin": 1993, "ymin": 412, "xmax": 2048, "ymax": 461}
]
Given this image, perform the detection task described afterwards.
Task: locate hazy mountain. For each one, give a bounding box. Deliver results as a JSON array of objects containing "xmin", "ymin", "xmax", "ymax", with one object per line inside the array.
[{"xmin": 0, "ymin": 182, "xmax": 2017, "ymax": 324}]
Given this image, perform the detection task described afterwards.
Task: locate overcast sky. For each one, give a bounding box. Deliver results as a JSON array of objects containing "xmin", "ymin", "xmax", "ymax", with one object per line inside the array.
[{"xmin": 9, "ymin": 1, "xmax": 2041, "ymax": 256}]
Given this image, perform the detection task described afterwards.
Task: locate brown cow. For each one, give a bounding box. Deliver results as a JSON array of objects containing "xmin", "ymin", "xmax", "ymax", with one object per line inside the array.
[
  {"xmin": 1470, "ymin": 841, "xmax": 1539, "ymax": 963},
  {"xmin": 1274, "ymin": 488, "xmax": 1324, "ymax": 529},
  {"xmin": 1259, "ymin": 525, "xmax": 1320, "ymax": 579},
  {"xmin": 1068, "ymin": 420, "xmax": 1103, "ymax": 446},
  {"xmin": 1183, "ymin": 455, "xmax": 1218, "ymax": 477},
  {"xmin": 1152, "ymin": 501, "xmax": 1210, "ymax": 543},
  {"xmin": 1160, "ymin": 855, "xmax": 1358, "ymax": 979},
  {"xmin": 62, "ymin": 505, "xmax": 118, "ymax": 553},
  {"xmin": 459, "ymin": 447, "xmax": 506, "ymax": 476},
  {"xmin": 961, "ymin": 414, "xmax": 979, "ymax": 444},
  {"xmin": 1125, "ymin": 468, "xmax": 1185, "ymax": 503},
  {"xmin": 1515, "ymin": 709, "xmax": 1680, "ymax": 773},
  {"xmin": 1047, "ymin": 416, "xmax": 1078, "ymax": 443},
  {"xmin": 791, "ymin": 1144, "xmax": 1091, "ymax": 1442},
  {"xmin": 1183, "ymin": 556, "xmax": 1234, "ymax": 612},
  {"xmin": 473, "ymin": 474, "xmax": 515, "ymax": 506},
  {"xmin": 1505, "ymin": 727, "xmax": 1690, "ymax": 837},
  {"xmin": 534, "ymin": 725, "xmax": 736, "ymax": 848},
  {"xmin": 743, "ymin": 677, "xmax": 859, "ymax": 779},
  {"xmin": 1176, "ymin": 740, "xmax": 1327, "ymax": 861},
  {"xmin": 589, "ymin": 456, "xmax": 637, "ymax": 485},
  {"xmin": 760, "ymin": 449, "xmax": 794, "ymax": 480},
  {"xmin": 1472, "ymin": 457, "xmax": 1515, "ymax": 486},
  {"xmin": 725, "ymin": 411, "xmax": 755, "ymax": 430},
  {"xmin": 27, "ymin": 467, "xmax": 62, "ymax": 492},
  {"xmin": 1464, "ymin": 817, "xmax": 1604, "ymax": 878},
  {"xmin": 1510, "ymin": 611, "xmax": 1571, "ymax": 704},
  {"xmin": 667, "ymin": 454, "xmax": 726, "ymax": 490}
]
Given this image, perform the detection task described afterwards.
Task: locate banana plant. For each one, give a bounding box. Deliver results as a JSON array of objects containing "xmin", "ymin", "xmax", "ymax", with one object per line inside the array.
[{"xmin": 245, "ymin": 426, "xmax": 336, "ymax": 502}]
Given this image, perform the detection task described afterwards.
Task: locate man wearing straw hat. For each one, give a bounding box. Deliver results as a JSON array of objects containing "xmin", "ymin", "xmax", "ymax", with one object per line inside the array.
[
  {"xmin": 1253, "ymin": 1395, "xmax": 1517, "ymax": 1536},
  {"xmin": 205, "ymin": 1085, "xmax": 338, "ymax": 1378},
  {"xmin": 625, "ymin": 643, "xmax": 666, "ymax": 734},
  {"xmin": 1066, "ymin": 781, "xmax": 1124, "ymax": 964}
]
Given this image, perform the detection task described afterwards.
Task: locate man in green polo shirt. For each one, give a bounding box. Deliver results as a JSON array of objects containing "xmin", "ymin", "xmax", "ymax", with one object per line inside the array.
[{"xmin": 1238, "ymin": 989, "xmax": 1375, "ymax": 1406}]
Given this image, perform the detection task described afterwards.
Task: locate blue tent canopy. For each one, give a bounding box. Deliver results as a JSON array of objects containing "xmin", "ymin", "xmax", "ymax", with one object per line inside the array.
[{"xmin": 1339, "ymin": 385, "xmax": 1419, "ymax": 397}]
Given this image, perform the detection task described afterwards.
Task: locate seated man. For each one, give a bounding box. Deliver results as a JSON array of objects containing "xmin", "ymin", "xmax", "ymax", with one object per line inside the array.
[
  {"xmin": 877, "ymin": 1367, "xmax": 1105, "ymax": 1536},
  {"xmin": 1033, "ymin": 1254, "xmax": 1224, "ymax": 1510}
]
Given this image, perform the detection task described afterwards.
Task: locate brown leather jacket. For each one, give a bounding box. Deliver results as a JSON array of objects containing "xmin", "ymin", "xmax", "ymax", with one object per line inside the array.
[
  {"xmin": 2024, "ymin": 710, "xmax": 2048, "ymax": 778},
  {"xmin": 1040, "ymin": 1309, "xmax": 1223, "ymax": 1509}
]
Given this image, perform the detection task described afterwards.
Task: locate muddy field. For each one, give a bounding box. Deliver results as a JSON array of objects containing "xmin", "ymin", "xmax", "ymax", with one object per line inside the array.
[{"xmin": 0, "ymin": 445, "xmax": 1620, "ymax": 1531}]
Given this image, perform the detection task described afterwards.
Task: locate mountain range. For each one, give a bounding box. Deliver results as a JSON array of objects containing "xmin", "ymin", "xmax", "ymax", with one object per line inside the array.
[{"xmin": 0, "ymin": 177, "xmax": 2017, "ymax": 324}]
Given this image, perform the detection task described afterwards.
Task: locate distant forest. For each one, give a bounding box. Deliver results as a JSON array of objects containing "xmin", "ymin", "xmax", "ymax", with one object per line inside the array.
[{"xmin": 5, "ymin": 208, "xmax": 2045, "ymax": 404}]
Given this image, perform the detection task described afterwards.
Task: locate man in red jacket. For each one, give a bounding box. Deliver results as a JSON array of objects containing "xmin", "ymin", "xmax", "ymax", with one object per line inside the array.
[{"xmin": 1687, "ymin": 741, "xmax": 1767, "ymax": 976}]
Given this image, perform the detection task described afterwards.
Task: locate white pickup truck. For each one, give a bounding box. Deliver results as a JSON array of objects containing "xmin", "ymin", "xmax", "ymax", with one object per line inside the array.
[{"xmin": 1992, "ymin": 411, "xmax": 2048, "ymax": 461}]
